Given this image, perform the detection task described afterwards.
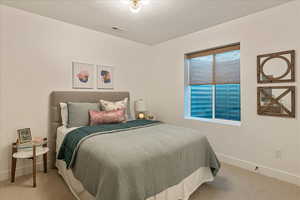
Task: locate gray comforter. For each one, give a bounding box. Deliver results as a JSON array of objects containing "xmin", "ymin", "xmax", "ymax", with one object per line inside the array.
[{"xmin": 70, "ymin": 123, "xmax": 220, "ymax": 200}]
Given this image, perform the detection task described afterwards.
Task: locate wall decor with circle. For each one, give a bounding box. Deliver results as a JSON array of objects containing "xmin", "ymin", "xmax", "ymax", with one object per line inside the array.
[
  {"xmin": 257, "ymin": 86, "xmax": 295, "ymax": 118},
  {"xmin": 72, "ymin": 62, "xmax": 94, "ymax": 89},
  {"xmin": 257, "ymin": 50, "xmax": 295, "ymax": 83},
  {"xmin": 97, "ymin": 65, "xmax": 114, "ymax": 89}
]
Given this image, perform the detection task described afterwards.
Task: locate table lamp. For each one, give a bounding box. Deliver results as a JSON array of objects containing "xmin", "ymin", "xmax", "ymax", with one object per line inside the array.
[{"xmin": 135, "ymin": 99, "xmax": 147, "ymax": 119}]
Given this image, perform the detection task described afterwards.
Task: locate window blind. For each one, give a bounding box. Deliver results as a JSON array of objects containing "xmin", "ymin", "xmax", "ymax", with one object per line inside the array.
[
  {"xmin": 186, "ymin": 44, "xmax": 240, "ymax": 59},
  {"xmin": 215, "ymin": 50, "xmax": 240, "ymax": 84},
  {"xmin": 187, "ymin": 44, "xmax": 240, "ymax": 85},
  {"xmin": 189, "ymin": 56, "xmax": 213, "ymax": 85}
]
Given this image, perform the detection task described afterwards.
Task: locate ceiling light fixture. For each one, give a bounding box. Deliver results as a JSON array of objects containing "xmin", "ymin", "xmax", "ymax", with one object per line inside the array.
[{"xmin": 122, "ymin": 0, "xmax": 149, "ymax": 13}]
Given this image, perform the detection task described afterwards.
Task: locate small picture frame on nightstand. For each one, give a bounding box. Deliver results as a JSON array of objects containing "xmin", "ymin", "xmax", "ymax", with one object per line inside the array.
[{"xmin": 17, "ymin": 128, "xmax": 32, "ymax": 144}]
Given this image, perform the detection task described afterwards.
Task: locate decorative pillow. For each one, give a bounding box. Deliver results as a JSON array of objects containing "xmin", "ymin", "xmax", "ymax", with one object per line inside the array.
[
  {"xmin": 67, "ymin": 102, "xmax": 100, "ymax": 128},
  {"xmin": 59, "ymin": 103, "xmax": 68, "ymax": 126},
  {"xmin": 99, "ymin": 98, "xmax": 129, "ymax": 119},
  {"xmin": 89, "ymin": 109, "xmax": 126, "ymax": 126}
]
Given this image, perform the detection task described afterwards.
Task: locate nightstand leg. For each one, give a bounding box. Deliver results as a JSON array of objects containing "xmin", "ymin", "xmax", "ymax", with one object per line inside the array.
[
  {"xmin": 11, "ymin": 157, "xmax": 17, "ymax": 183},
  {"xmin": 33, "ymin": 146, "xmax": 36, "ymax": 188},
  {"xmin": 43, "ymin": 153, "xmax": 47, "ymax": 173}
]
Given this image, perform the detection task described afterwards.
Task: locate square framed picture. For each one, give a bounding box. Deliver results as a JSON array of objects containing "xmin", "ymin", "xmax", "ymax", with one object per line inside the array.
[
  {"xmin": 72, "ymin": 62, "xmax": 94, "ymax": 89},
  {"xmin": 257, "ymin": 86, "xmax": 295, "ymax": 118},
  {"xmin": 97, "ymin": 65, "xmax": 114, "ymax": 89},
  {"xmin": 17, "ymin": 128, "xmax": 32, "ymax": 144},
  {"xmin": 257, "ymin": 50, "xmax": 295, "ymax": 83}
]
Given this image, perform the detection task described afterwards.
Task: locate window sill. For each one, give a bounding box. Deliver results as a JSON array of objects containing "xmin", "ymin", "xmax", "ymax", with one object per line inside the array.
[{"xmin": 184, "ymin": 116, "xmax": 241, "ymax": 127}]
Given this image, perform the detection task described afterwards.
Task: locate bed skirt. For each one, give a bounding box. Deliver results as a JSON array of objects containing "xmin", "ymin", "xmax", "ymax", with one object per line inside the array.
[{"xmin": 56, "ymin": 160, "xmax": 214, "ymax": 200}]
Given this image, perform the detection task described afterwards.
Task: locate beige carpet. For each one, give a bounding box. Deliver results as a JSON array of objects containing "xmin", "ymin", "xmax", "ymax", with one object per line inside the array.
[{"xmin": 0, "ymin": 163, "xmax": 299, "ymax": 200}]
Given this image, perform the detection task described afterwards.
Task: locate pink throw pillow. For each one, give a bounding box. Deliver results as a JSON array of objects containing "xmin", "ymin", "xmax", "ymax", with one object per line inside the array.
[{"xmin": 89, "ymin": 109, "xmax": 126, "ymax": 126}]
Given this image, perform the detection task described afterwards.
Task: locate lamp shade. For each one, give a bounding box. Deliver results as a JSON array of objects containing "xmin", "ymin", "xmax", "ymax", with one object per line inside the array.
[{"xmin": 135, "ymin": 99, "xmax": 147, "ymax": 112}]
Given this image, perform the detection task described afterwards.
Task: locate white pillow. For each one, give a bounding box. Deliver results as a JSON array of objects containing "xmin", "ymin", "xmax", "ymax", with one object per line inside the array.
[
  {"xmin": 99, "ymin": 98, "xmax": 129, "ymax": 120},
  {"xmin": 59, "ymin": 103, "xmax": 68, "ymax": 126}
]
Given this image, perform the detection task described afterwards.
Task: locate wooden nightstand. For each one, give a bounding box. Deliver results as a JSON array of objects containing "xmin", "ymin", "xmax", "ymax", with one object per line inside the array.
[{"xmin": 11, "ymin": 138, "xmax": 49, "ymax": 187}]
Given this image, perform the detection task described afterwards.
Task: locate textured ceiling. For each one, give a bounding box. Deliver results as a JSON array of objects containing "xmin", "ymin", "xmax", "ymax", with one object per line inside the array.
[{"xmin": 0, "ymin": 0, "xmax": 293, "ymax": 45}]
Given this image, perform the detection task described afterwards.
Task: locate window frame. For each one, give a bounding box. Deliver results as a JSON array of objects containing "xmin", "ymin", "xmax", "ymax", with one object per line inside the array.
[{"xmin": 184, "ymin": 44, "xmax": 241, "ymax": 126}]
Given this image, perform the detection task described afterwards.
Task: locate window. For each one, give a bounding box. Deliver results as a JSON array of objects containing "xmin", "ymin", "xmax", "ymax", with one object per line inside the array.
[{"xmin": 185, "ymin": 44, "xmax": 241, "ymax": 122}]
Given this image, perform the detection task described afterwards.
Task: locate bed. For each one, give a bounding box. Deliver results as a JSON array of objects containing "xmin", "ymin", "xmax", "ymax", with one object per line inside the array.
[{"xmin": 49, "ymin": 91, "xmax": 220, "ymax": 200}]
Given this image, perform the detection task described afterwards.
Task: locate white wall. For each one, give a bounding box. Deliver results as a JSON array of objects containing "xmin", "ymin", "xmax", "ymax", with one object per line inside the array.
[
  {"xmin": 147, "ymin": 1, "xmax": 300, "ymax": 185},
  {"xmin": 0, "ymin": 5, "xmax": 150, "ymax": 180}
]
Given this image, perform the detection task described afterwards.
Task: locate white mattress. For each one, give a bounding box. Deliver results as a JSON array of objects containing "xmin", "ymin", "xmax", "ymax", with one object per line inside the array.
[{"xmin": 56, "ymin": 126, "xmax": 214, "ymax": 200}]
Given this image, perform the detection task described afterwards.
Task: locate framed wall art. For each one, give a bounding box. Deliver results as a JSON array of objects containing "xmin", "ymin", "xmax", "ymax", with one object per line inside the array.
[
  {"xmin": 97, "ymin": 65, "xmax": 114, "ymax": 89},
  {"xmin": 72, "ymin": 62, "xmax": 94, "ymax": 89},
  {"xmin": 257, "ymin": 86, "xmax": 295, "ymax": 118},
  {"xmin": 257, "ymin": 50, "xmax": 295, "ymax": 83}
]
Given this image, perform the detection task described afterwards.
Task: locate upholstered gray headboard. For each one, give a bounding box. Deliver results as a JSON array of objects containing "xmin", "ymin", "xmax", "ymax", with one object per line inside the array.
[{"xmin": 49, "ymin": 91, "xmax": 130, "ymax": 167}]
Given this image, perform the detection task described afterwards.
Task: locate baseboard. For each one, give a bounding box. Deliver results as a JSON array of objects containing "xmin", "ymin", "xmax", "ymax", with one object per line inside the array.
[
  {"xmin": 0, "ymin": 162, "xmax": 44, "ymax": 182},
  {"xmin": 217, "ymin": 153, "xmax": 300, "ymax": 186}
]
